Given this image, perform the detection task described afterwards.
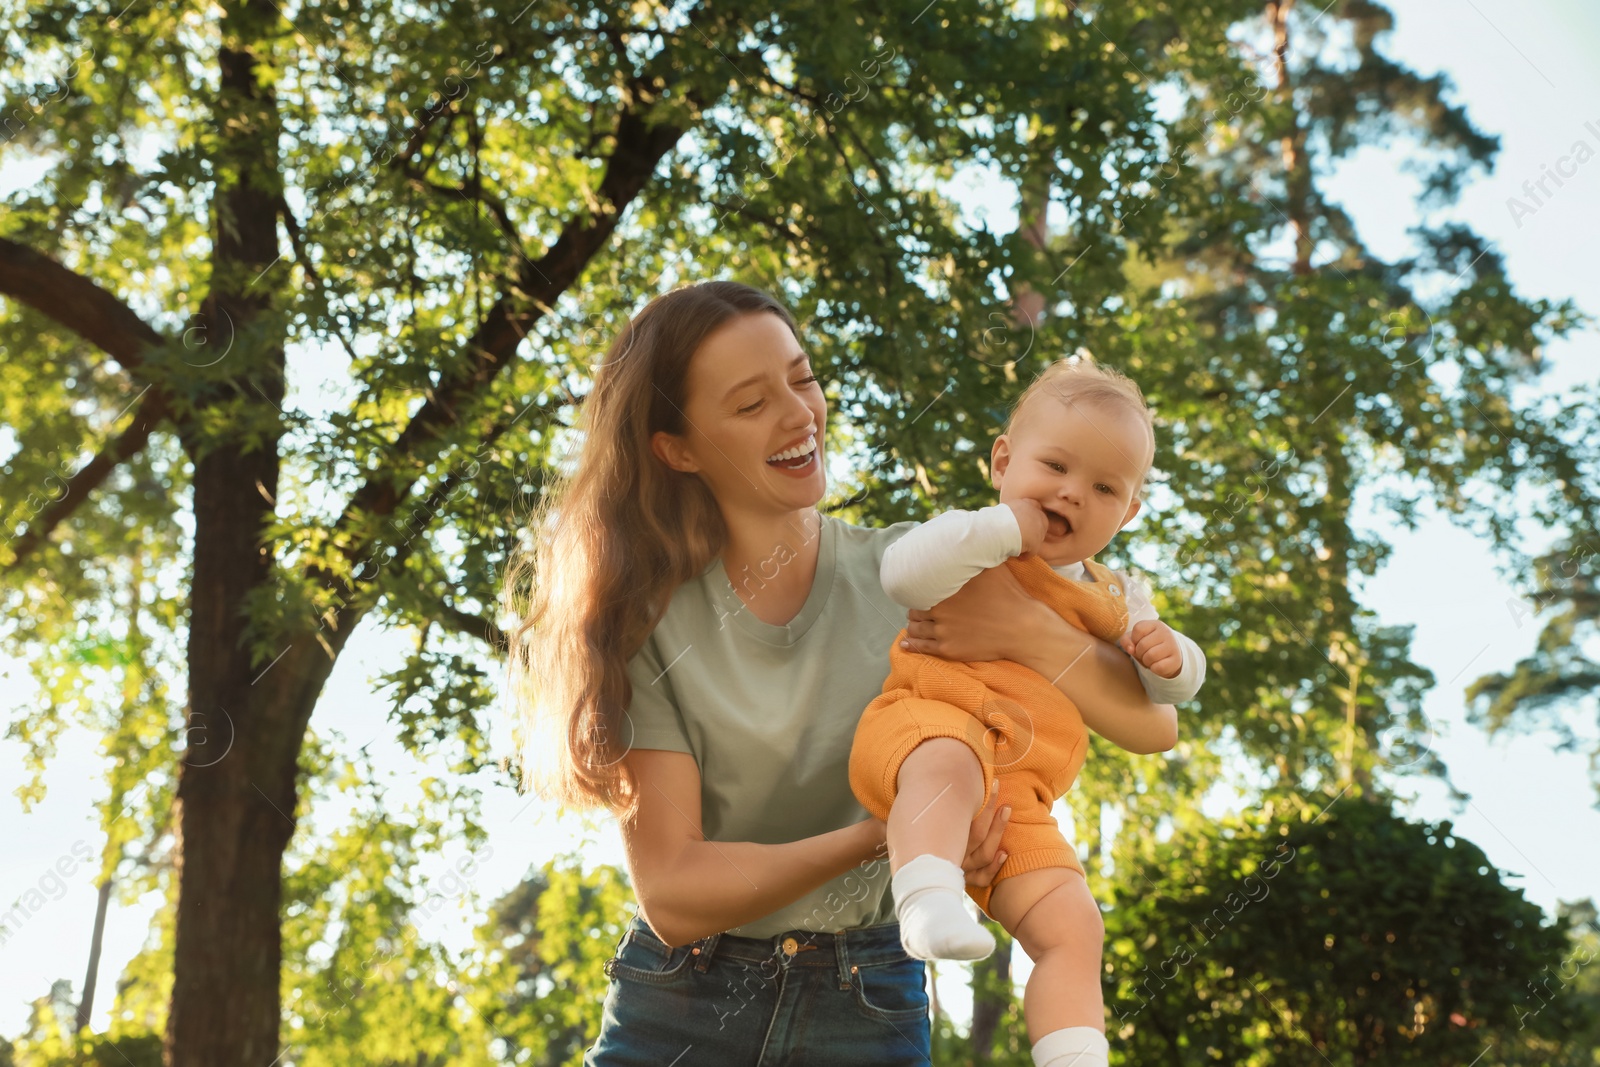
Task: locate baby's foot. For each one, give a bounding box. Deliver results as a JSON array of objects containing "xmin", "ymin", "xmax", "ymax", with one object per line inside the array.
[
  {"xmin": 1032, "ymin": 1026, "xmax": 1109, "ymax": 1066},
  {"xmin": 890, "ymin": 853, "xmax": 995, "ymax": 961}
]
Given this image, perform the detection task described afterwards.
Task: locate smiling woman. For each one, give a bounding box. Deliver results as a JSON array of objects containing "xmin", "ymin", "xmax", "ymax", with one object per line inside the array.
[
  {"xmin": 501, "ymin": 280, "xmax": 1168, "ymax": 1065},
  {"xmin": 648, "ymin": 312, "xmax": 828, "ymax": 512}
]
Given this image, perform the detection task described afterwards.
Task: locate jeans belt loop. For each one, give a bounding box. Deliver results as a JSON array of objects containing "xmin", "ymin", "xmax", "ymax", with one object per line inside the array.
[
  {"xmin": 835, "ymin": 931, "xmax": 854, "ymax": 990},
  {"xmin": 601, "ymin": 922, "xmax": 633, "ymax": 979}
]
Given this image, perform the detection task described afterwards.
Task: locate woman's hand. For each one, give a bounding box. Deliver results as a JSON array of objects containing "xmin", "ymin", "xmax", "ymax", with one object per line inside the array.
[
  {"xmin": 901, "ymin": 563, "xmax": 1054, "ymax": 662},
  {"xmin": 960, "ymin": 778, "xmax": 1011, "ymax": 888},
  {"xmin": 863, "ymin": 780, "xmax": 1010, "ymax": 888}
]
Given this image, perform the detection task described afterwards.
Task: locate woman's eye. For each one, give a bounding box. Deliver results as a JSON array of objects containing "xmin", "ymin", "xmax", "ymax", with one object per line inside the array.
[
  {"xmin": 737, "ymin": 399, "xmax": 763, "ymax": 414},
  {"xmin": 797, "ymin": 374, "xmax": 819, "ymax": 385}
]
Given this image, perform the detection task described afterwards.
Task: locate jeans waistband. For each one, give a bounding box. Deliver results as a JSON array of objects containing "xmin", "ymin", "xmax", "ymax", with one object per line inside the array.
[{"xmin": 623, "ymin": 913, "xmax": 913, "ymax": 990}]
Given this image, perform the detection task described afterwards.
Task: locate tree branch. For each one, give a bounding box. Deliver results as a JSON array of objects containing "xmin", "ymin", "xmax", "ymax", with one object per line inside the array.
[
  {"xmin": 276, "ymin": 192, "xmax": 362, "ymax": 366},
  {"xmin": 310, "ymin": 77, "xmax": 696, "ymax": 620},
  {"xmin": 4, "ymin": 388, "xmax": 169, "ymax": 571},
  {"xmin": 0, "ymin": 239, "xmax": 181, "ymax": 569},
  {"xmin": 435, "ymin": 598, "xmax": 506, "ymax": 648},
  {"xmin": 0, "ymin": 237, "xmax": 167, "ymax": 376},
  {"xmin": 402, "ymin": 170, "xmax": 532, "ymax": 267}
]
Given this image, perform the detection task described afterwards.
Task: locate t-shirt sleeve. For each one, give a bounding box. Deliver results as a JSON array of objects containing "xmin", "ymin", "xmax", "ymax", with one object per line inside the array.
[{"xmin": 622, "ymin": 632, "xmax": 694, "ymax": 754}]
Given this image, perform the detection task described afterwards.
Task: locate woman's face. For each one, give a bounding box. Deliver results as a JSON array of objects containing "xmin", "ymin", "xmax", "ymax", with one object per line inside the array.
[{"xmin": 650, "ymin": 311, "xmax": 827, "ymax": 519}]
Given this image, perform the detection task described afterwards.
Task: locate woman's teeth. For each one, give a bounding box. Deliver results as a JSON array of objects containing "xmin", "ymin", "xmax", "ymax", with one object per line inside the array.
[{"xmin": 767, "ymin": 435, "xmax": 817, "ymax": 466}]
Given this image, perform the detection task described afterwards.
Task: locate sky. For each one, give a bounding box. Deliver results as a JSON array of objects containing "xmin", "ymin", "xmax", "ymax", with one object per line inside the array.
[{"xmin": 3, "ymin": 0, "xmax": 1598, "ymax": 1044}]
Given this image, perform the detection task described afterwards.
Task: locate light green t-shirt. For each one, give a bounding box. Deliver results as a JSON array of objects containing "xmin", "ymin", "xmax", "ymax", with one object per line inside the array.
[{"xmin": 623, "ymin": 510, "xmax": 920, "ymax": 938}]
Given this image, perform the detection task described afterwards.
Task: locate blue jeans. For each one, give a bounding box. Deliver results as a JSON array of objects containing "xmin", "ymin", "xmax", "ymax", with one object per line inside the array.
[{"xmin": 583, "ymin": 913, "xmax": 932, "ymax": 1065}]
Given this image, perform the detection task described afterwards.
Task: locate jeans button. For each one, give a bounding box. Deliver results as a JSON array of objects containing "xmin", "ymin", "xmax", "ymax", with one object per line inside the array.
[{"xmin": 781, "ymin": 936, "xmax": 798, "ymax": 956}]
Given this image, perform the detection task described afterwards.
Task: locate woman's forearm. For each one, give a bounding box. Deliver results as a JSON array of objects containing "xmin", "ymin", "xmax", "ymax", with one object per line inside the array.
[
  {"xmin": 1012, "ymin": 603, "xmax": 1178, "ymax": 754},
  {"xmin": 648, "ymin": 819, "xmax": 885, "ymax": 947}
]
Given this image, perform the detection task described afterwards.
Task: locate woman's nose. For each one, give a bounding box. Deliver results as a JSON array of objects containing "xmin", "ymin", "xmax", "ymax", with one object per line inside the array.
[{"xmin": 781, "ymin": 386, "xmax": 814, "ymax": 427}]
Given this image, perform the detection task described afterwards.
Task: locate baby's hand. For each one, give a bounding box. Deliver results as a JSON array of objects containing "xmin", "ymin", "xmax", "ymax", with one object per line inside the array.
[
  {"xmin": 1120, "ymin": 620, "xmax": 1182, "ymax": 679},
  {"xmin": 1006, "ymin": 498, "xmax": 1050, "ymax": 556}
]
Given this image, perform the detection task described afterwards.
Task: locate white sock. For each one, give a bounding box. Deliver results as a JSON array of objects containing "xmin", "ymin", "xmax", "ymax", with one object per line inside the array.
[
  {"xmin": 1031, "ymin": 1026, "xmax": 1109, "ymax": 1067},
  {"xmin": 890, "ymin": 853, "xmax": 994, "ymax": 961}
]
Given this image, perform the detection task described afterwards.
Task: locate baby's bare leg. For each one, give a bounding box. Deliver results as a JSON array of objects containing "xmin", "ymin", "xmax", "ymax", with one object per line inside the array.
[
  {"xmin": 887, "ymin": 737, "xmax": 994, "ymax": 961},
  {"xmin": 988, "ymin": 866, "xmax": 1105, "ymax": 1052},
  {"xmin": 888, "ymin": 736, "xmax": 986, "ymax": 874}
]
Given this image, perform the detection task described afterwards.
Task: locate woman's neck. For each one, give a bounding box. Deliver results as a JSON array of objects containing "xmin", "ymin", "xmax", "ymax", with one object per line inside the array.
[{"xmin": 718, "ymin": 508, "xmax": 823, "ymax": 621}]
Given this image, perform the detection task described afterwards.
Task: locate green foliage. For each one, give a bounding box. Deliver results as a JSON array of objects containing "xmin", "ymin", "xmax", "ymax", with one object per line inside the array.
[
  {"xmin": 1102, "ymin": 797, "xmax": 1593, "ymax": 1063},
  {"xmin": 1544, "ymin": 900, "xmax": 1600, "ymax": 1065},
  {"xmin": 460, "ymin": 858, "xmax": 635, "ymax": 1067},
  {"xmin": 371, "ymin": 626, "xmax": 497, "ymax": 778},
  {"xmin": 277, "ymin": 736, "xmax": 490, "ymax": 1067},
  {"xmin": 6, "ymin": 980, "xmax": 163, "ymax": 1067},
  {"xmin": 1465, "ymin": 533, "xmax": 1600, "ymax": 802},
  {"xmin": 3, "ymin": 0, "xmax": 1597, "ymax": 1061}
]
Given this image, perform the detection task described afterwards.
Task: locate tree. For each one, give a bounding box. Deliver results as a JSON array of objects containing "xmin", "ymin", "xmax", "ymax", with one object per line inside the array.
[
  {"xmin": 459, "ymin": 857, "xmax": 634, "ymax": 1067},
  {"xmin": 2, "ymin": 0, "xmax": 1226, "ymax": 1061},
  {"xmin": 6, "ymin": 0, "xmax": 1595, "ymax": 1061},
  {"xmin": 1101, "ymin": 798, "xmax": 1596, "ymax": 1062},
  {"xmin": 6, "ymin": 978, "xmax": 164, "ymax": 1067},
  {"xmin": 1051, "ymin": 0, "xmax": 1593, "ymax": 836},
  {"xmin": 1543, "ymin": 900, "xmax": 1600, "ymax": 1066}
]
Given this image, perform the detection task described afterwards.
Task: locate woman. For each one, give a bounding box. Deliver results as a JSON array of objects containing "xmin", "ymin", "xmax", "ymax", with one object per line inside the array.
[{"xmin": 503, "ymin": 281, "xmax": 1177, "ymax": 1066}]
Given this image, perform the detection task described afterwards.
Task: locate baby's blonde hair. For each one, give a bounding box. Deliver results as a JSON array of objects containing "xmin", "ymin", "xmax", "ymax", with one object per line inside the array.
[{"xmin": 1005, "ymin": 351, "xmax": 1156, "ymax": 497}]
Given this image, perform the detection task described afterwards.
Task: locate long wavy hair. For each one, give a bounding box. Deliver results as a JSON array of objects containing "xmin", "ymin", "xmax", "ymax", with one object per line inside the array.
[{"xmin": 503, "ymin": 281, "xmax": 801, "ymax": 818}]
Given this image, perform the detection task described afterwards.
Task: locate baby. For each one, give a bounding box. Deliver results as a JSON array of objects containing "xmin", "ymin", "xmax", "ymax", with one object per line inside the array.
[{"xmin": 847, "ymin": 356, "xmax": 1204, "ymax": 1067}]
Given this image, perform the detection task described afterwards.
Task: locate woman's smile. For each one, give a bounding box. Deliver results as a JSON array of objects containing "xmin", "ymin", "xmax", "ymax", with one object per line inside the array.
[{"xmin": 767, "ymin": 433, "xmax": 819, "ymax": 475}]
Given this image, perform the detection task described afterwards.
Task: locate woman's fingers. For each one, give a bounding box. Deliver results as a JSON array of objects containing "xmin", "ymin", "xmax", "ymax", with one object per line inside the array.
[
  {"xmin": 961, "ymin": 795, "xmax": 995, "ymax": 874},
  {"xmin": 902, "ymin": 568, "xmax": 1042, "ymax": 663},
  {"xmin": 902, "ymin": 611, "xmax": 939, "ymax": 653},
  {"xmin": 973, "ymin": 839, "xmax": 1009, "ymax": 887},
  {"xmin": 969, "ymin": 778, "xmax": 999, "ymax": 844},
  {"xmin": 962, "ymin": 779, "xmax": 1011, "ymax": 887}
]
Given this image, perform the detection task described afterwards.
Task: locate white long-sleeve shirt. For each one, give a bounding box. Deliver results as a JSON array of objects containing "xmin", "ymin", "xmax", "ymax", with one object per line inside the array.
[{"xmin": 881, "ymin": 503, "xmax": 1206, "ymax": 705}]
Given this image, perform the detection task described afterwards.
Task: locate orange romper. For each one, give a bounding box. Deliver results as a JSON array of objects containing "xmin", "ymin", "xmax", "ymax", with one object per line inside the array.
[{"xmin": 848, "ymin": 552, "xmax": 1130, "ymax": 918}]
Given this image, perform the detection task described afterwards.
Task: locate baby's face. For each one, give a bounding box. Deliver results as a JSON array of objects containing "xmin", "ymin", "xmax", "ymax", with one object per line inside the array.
[{"xmin": 991, "ymin": 395, "xmax": 1150, "ymax": 566}]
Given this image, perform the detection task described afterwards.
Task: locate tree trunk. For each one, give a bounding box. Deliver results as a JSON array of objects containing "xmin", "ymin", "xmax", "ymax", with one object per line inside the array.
[
  {"xmin": 1271, "ymin": 0, "xmax": 1373, "ymax": 792},
  {"xmin": 1012, "ymin": 158, "xmax": 1051, "ymax": 329},
  {"xmin": 75, "ymin": 875, "xmax": 112, "ymax": 1033},
  {"xmin": 1270, "ymin": 0, "xmax": 1315, "ymax": 276},
  {"xmin": 968, "ymin": 934, "xmax": 1013, "ymax": 1058},
  {"xmin": 164, "ymin": 2, "xmax": 296, "ymax": 1063},
  {"xmin": 1327, "ymin": 442, "xmax": 1372, "ymax": 791}
]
